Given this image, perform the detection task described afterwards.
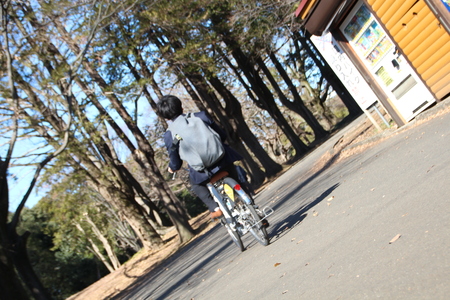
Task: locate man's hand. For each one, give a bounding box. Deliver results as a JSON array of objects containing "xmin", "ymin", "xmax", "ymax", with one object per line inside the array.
[{"xmin": 168, "ymin": 167, "xmax": 178, "ymax": 180}]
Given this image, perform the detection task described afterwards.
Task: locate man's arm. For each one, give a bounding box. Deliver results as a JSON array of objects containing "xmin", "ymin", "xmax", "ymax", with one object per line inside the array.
[{"xmin": 164, "ymin": 130, "xmax": 183, "ymax": 172}]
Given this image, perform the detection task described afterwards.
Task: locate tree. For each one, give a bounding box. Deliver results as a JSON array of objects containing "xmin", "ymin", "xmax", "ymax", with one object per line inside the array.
[
  {"xmin": 53, "ymin": 7, "xmax": 196, "ymax": 243},
  {"xmin": 17, "ymin": 203, "xmax": 111, "ymax": 300},
  {"xmin": 18, "ymin": 0, "xmax": 193, "ymax": 246},
  {"xmin": 0, "ymin": 0, "xmax": 144, "ymax": 298}
]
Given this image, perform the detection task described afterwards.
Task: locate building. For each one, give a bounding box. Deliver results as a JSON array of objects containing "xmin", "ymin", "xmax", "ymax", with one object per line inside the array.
[{"xmin": 296, "ymin": 0, "xmax": 450, "ymax": 126}]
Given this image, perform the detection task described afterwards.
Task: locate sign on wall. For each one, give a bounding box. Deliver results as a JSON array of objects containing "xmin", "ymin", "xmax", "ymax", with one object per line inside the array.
[{"xmin": 310, "ymin": 33, "xmax": 377, "ymax": 110}]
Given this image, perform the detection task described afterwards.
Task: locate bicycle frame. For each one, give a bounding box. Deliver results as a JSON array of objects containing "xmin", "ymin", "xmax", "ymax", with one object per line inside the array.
[{"xmin": 206, "ymin": 171, "xmax": 273, "ymax": 236}]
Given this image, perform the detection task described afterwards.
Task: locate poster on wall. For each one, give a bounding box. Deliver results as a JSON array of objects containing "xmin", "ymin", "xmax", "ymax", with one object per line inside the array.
[
  {"xmin": 343, "ymin": 4, "xmax": 371, "ymax": 40},
  {"xmin": 354, "ymin": 21, "xmax": 383, "ymax": 55},
  {"xmin": 367, "ymin": 36, "xmax": 392, "ymax": 66},
  {"xmin": 343, "ymin": 6, "xmax": 393, "ymax": 68},
  {"xmin": 310, "ymin": 33, "xmax": 377, "ymax": 110}
]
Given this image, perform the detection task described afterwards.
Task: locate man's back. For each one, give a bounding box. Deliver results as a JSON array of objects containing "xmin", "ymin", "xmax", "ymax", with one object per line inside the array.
[{"xmin": 168, "ymin": 112, "xmax": 225, "ymax": 172}]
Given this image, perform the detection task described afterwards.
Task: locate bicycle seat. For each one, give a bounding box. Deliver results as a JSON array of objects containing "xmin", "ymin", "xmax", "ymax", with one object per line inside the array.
[{"xmin": 209, "ymin": 171, "xmax": 229, "ymax": 184}]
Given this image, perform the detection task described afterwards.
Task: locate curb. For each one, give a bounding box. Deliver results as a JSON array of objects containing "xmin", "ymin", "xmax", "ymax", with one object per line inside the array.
[{"xmin": 344, "ymin": 96, "xmax": 450, "ymax": 151}]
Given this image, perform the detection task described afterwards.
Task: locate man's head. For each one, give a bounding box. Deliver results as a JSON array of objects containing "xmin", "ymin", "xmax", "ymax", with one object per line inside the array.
[{"xmin": 157, "ymin": 95, "xmax": 183, "ymax": 120}]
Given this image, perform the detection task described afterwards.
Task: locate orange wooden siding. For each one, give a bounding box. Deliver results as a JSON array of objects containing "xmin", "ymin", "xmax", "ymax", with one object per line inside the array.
[{"xmin": 367, "ymin": 0, "xmax": 450, "ymax": 99}]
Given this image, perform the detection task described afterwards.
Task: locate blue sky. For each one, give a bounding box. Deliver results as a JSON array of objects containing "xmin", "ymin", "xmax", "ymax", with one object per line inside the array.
[{"xmin": 5, "ymin": 96, "xmax": 157, "ymax": 212}]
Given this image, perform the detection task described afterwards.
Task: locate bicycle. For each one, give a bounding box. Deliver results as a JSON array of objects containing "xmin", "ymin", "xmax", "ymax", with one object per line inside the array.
[{"xmin": 206, "ymin": 170, "xmax": 273, "ymax": 251}]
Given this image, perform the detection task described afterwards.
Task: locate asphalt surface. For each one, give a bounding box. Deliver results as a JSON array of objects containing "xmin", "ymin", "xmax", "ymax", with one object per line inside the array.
[{"xmin": 112, "ymin": 99, "xmax": 450, "ymax": 300}]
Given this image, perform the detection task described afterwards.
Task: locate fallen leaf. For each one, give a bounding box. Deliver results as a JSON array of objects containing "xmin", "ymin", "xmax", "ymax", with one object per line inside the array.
[
  {"xmin": 297, "ymin": 240, "xmax": 303, "ymax": 244},
  {"xmin": 427, "ymin": 165, "xmax": 435, "ymax": 173},
  {"xmin": 217, "ymin": 269, "xmax": 221, "ymax": 272},
  {"xmin": 274, "ymin": 263, "xmax": 281, "ymax": 267},
  {"xmin": 327, "ymin": 196, "xmax": 335, "ymax": 201},
  {"xmin": 282, "ymin": 290, "xmax": 288, "ymax": 294},
  {"xmin": 370, "ymin": 188, "xmax": 375, "ymax": 191},
  {"xmin": 313, "ymin": 211, "xmax": 319, "ymax": 217},
  {"xmin": 291, "ymin": 238, "xmax": 296, "ymax": 242},
  {"xmin": 389, "ymin": 234, "xmax": 401, "ymax": 244}
]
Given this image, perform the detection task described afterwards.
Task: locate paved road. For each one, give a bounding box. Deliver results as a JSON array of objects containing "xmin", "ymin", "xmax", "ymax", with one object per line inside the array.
[{"xmin": 113, "ymin": 100, "xmax": 450, "ymax": 300}]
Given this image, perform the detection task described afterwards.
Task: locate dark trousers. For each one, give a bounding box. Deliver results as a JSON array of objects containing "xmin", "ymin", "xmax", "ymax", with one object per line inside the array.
[{"xmin": 190, "ymin": 164, "xmax": 241, "ymax": 212}]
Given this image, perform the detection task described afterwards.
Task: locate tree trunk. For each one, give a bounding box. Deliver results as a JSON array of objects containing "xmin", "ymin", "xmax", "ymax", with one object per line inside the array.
[
  {"xmin": 0, "ymin": 240, "xmax": 30, "ymax": 300},
  {"xmin": 13, "ymin": 10, "xmax": 168, "ymax": 251},
  {"xmin": 74, "ymin": 222, "xmax": 115, "ymax": 273},
  {"xmin": 293, "ymin": 31, "xmax": 362, "ymax": 118},
  {"xmin": 0, "ymin": 163, "xmax": 30, "ymax": 300},
  {"xmin": 134, "ymin": 149, "xmax": 195, "ymax": 244},
  {"xmin": 266, "ymin": 52, "xmax": 328, "ymax": 140},
  {"xmin": 207, "ymin": 75, "xmax": 283, "ymax": 181},
  {"xmin": 94, "ymin": 183, "xmax": 164, "ymax": 249},
  {"xmin": 226, "ymin": 44, "xmax": 310, "ymax": 158},
  {"xmin": 9, "ymin": 231, "xmax": 53, "ymax": 300},
  {"xmin": 208, "ymin": 11, "xmax": 310, "ymax": 158},
  {"xmin": 84, "ymin": 214, "xmax": 121, "ymax": 270}
]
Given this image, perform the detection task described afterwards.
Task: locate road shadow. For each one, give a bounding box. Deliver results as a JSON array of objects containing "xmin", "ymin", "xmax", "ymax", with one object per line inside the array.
[
  {"xmin": 108, "ymin": 224, "xmax": 242, "ymax": 300},
  {"xmin": 267, "ymin": 183, "xmax": 340, "ymax": 244}
]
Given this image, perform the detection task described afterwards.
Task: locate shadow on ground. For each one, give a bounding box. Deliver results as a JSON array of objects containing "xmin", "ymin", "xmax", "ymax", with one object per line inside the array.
[{"xmin": 268, "ymin": 183, "xmax": 340, "ymax": 244}]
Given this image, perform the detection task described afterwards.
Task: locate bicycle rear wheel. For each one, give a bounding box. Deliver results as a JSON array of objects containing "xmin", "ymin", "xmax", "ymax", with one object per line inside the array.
[
  {"xmin": 223, "ymin": 177, "xmax": 269, "ymax": 246},
  {"xmin": 223, "ymin": 220, "xmax": 244, "ymax": 252},
  {"xmin": 245, "ymin": 204, "xmax": 269, "ymax": 246}
]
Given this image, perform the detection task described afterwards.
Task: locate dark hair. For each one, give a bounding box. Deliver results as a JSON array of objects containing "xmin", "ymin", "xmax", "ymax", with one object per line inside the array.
[{"xmin": 157, "ymin": 95, "xmax": 183, "ymax": 120}]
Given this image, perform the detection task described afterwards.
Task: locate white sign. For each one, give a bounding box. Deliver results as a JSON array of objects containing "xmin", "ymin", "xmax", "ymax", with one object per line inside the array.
[{"xmin": 311, "ymin": 33, "xmax": 377, "ymax": 110}]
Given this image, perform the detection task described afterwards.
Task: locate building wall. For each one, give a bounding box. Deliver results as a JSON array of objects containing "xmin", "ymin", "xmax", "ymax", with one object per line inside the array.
[{"xmin": 366, "ymin": 0, "xmax": 450, "ymax": 100}]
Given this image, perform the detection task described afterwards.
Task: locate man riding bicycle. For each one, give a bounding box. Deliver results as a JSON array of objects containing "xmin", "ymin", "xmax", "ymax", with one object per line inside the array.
[{"xmin": 156, "ymin": 95, "xmax": 245, "ymax": 219}]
